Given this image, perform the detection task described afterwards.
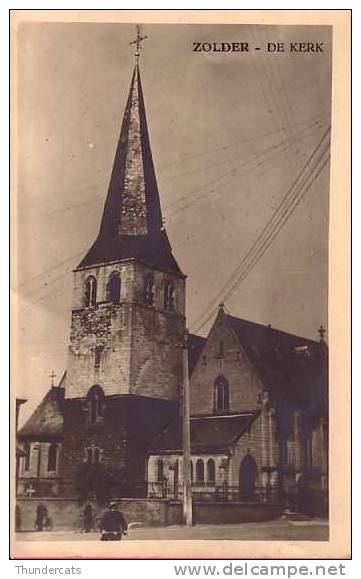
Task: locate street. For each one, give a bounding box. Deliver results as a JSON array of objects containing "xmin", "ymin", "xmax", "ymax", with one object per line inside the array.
[{"xmin": 17, "ymin": 519, "xmax": 328, "ymax": 542}]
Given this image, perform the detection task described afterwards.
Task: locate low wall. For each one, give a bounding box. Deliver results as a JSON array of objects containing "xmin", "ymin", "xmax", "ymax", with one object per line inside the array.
[
  {"xmin": 16, "ymin": 498, "xmax": 168, "ymax": 532},
  {"xmin": 16, "ymin": 498, "xmax": 283, "ymax": 531},
  {"xmin": 193, "ymin": 501, "xmax": 283, "ymax": 525}
]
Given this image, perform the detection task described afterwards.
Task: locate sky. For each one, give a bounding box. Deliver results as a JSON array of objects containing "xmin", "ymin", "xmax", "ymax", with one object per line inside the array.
[{"xmin": 14, "ymin": 22, "xmax": 332, "ymax": 423}]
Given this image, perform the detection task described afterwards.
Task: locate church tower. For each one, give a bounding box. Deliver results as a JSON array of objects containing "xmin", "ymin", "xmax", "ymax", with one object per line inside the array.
[
  {"xmin": 66, "ymin": 63, "xmax": 185, "ymax": 402},
  {"xmin": 61, "ymin": 49, "xmax": 186, "ymax": 496}
]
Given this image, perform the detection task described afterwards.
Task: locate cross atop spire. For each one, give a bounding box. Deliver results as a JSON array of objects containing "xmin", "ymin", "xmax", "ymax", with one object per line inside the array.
[
  {"xmin": 77, "ymin": 46, "xmax": 182, "ymax": 275},
  {"xmin": 318, "ymin": 324, "xmax": 326, "ymax": 342},
  {"xmin": 129, "ymin": 24, "xmax": 148, "ymax": 63}
]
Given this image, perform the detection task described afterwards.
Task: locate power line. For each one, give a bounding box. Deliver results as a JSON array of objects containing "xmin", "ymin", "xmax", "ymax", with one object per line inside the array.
[
  {"xmin": 192, "ymin": 151, "xmax": 330, "ymax": 334},
  {"xmin": 18, "ymin": 122, "xmax": 322, "ymax": 295},
  {"xmin": 157, "ymin": 114, "xmax": 323, "ymax": 171},
  {"xmin": 19, "ymin": 142, "xmax": 330, "ymax": 351},
  {"xmin": 18, "ymin": 250, "xmax": 84, "ymax": 289},
  {"xmin": 21, "ymin": 267, "xmax": 72, "ymax": 304},
  {"xmin": 224, "ymin": 154, "xmax": 330, "ymax": 305},
  {"xmin": 164, "ymin": 120, "xmax": 321, "ymax": 213},
  {"xmin": 36, "ymin": 136, "xmax": 327, "ymax": 311},
  {"xmin": 191, "ymin": 127, "xmax": 330, "ymax": 333},
  {"xmin": 167, "ymin": 125, "xmax": 321, "ymax": 230},
  {"xmin": 19, "ymin": 117, "xmax": 324, "ymax": 225},
  {"xmin": 193, "ymin": 148, "xmax": 330, "ymax": 333},
  {"xmin": 191, "ymin": 132, "xmax": 330, "ymax": 331},
  {"xmin": 17, "ymin": 121, "xmax": 327, "ymax": 302}
]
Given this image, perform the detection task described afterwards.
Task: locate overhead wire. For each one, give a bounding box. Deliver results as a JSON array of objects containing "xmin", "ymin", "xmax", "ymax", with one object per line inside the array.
[
  {"xmin": 192, "ymin": 150, "xmax": 330, "ymax": 333},
  {"xmin": 18, "ymin": 120, "xmax": 323, "ymax": 295},
  {"xmin": 167, "ymin": 123, "xmax": 322, "ymax": 229},
  {"xmin": 190, "ymin": 127, "xmax": 331, "ymax": 333}
]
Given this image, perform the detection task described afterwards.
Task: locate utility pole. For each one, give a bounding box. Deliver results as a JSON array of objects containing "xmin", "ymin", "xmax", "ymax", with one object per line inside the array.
[
  {"xmin": 182, "ymin": 330, "xmax": 192, "ymax": 526},
  {"xmin": 35, "ymin": 443, "xmax": 42, "ymax": 495}
]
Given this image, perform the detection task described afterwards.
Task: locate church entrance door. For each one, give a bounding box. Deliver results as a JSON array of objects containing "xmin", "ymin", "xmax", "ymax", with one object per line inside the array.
[{"xmin": 239, "ymin": 454, "xmax": 257, "ymax": 501}]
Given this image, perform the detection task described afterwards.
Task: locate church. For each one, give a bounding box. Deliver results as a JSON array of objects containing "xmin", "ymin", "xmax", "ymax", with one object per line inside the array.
[{"xmin": 17, "ymin": 44, "xmax": 328, "ymax": 516}]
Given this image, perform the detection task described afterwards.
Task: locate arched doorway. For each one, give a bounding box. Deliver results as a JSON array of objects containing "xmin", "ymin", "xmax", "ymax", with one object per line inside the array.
[{"xmin": 239, "ymin": 454, "xmax": 257, "ymax": 500}]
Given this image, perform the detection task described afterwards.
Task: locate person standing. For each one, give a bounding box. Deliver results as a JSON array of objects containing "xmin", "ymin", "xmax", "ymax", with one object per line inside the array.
[
  {"xmin": 35, "ymin": 503, "xmax": 48, "ymax": 532},
  {"xmin": 83, "ymin": 502, "xmax": 94, "ymax": 533},
  {"xmin": 100, "ymin": 502, "xmax": 128, "ymax": 541},
  {"xmin": 15, "ymin": 505, "xmax": 21, "ymax": 532}
]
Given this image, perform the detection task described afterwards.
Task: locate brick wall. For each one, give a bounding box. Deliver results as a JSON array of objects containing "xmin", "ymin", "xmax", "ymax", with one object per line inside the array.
[
  {"xmin": 59, "ymin": 395, "xmax": 178, "ymax": 496},
  {"xmin": 166, "ymin": 501, "xmax": 283, "ymax": 525},
  {"xmin": 192, "ymin": 502, "xmax": 283, "ymax": 525},
  {"xmin": 60, "ymin": 398, "xmax": 127, "ymax": 492}
]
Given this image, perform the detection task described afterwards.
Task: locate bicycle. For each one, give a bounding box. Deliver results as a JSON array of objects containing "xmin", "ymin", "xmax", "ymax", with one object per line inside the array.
[
  {"xmin": 34, "ymin": 516, "xmax": 53, "ymax": 532},
  {"xmin": 73, "ymin": 515, "xmax": 100, "ymax": 533}
]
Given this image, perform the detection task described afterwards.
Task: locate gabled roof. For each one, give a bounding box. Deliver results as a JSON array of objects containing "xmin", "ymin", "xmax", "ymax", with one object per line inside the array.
[
  {"xmin": 151, "ymin": 411, "xmax": 259, "ymax": 453},
  {"xmin": 225, "ymin": 314, "xmax": 328, "ymax": 409},
  {"xmin": 77, "ymin": 64, "xmax": 182, "ymax": 275},
  {"xmin": 18, "ymin": 386, "xmax": 65, "ymax": 440}
]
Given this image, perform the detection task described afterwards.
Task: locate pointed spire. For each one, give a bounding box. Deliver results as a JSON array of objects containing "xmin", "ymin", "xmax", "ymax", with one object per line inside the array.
[
  {"xmin": 78, "ymin": 63, "xmax": 182, "ymax": 275},
  {"xmin": 99, "ymin": 64, "xmax": 163, "ymax": 238}
]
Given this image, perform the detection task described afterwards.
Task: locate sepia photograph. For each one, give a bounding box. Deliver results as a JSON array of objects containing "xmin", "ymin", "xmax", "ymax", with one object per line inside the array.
[{"xmin": 10, "ymin": 10, "xmax": 350, "ymax": 559}]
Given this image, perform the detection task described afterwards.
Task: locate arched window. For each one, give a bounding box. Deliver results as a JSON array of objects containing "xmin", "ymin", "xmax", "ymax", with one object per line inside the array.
[
  {"xmin": 157, "ymin": 459, "xmax": 164, "ymax": 482},
  {"xmin": 214, "ymin": 375, "xmax": 230, "ymax": 413},
  {"xmin": 47, "ymin": 444, "xmax": 58, "ymax": 472},
  {"xmin": 94, "ymin": 345, "xmax": 103, "ymax": 369},
  {"xmin": 85, "ymin": 446, "xmax": 101, "ymax": 464},
  {"xmin": 207, "ymin": 459, "xmax": 216, "ymax": 483},
  {"xmin": 84, "ymin": 276, "xmax": 97, "ymax": 307},
  {"xmin": 90, "ymin": 394, "xmax": 100, "ymax": 423},
  {"xmin": 144, "ymin": 274, "xmax": 155, "ymax": 305},
  {"xmin": 24, "ymin": 443, "xmax": 31, "ymax": 472},
  {"xmin": 86, "ymin": 385, "xmax": 105, "ymax": 424},
  {"xmin": 164, "ymin": 282, "xmax": 175, "ymax": 311},
  {"xmin": 196, "ymin": 459, "xmax": 204, "ymax": 483},
  {"xmin": 106, "ymin": 272, "xmax": 121, "ymax": 303}
]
